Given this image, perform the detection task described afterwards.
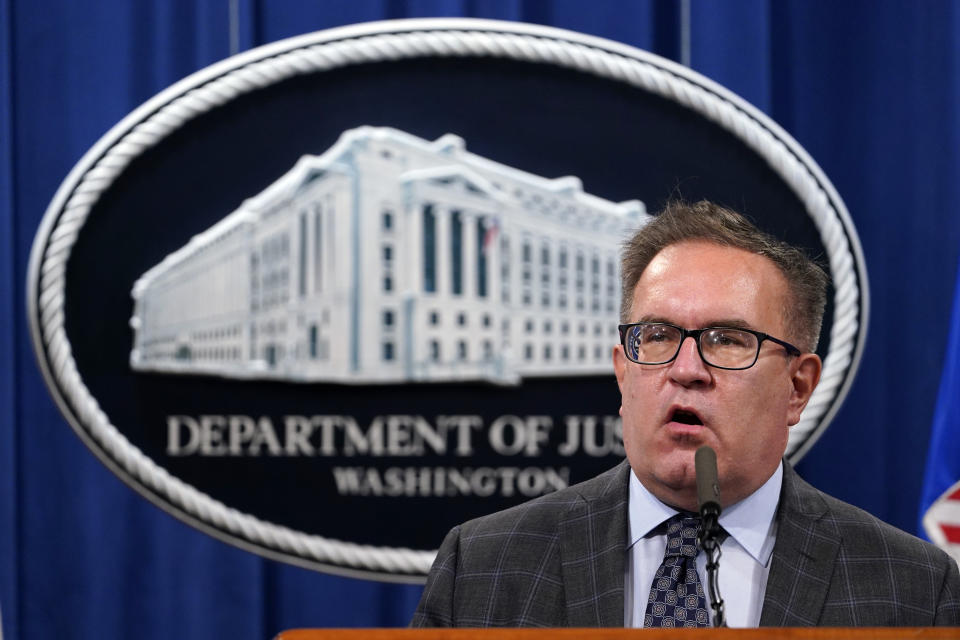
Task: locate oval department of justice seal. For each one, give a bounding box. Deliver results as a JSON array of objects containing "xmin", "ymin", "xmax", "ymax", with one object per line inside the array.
[{"xmin": 28, "ymin": 18, "xmax": 868, "ymax": 582}]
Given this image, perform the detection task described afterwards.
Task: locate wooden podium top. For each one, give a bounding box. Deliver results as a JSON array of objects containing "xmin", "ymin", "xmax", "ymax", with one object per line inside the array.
[{"xmin": 276, "ymin": 628, "xmax": 960, "ymax": 640}]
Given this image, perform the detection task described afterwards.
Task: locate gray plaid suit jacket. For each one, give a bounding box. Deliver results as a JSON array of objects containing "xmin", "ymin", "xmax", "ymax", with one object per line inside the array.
[{"xmin": 411, "ymin": 459, "xmax": 960, "ymax": 627}]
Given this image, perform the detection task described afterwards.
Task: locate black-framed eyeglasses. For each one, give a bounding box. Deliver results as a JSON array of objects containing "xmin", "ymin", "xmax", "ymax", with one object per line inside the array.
[{"xmin": 618, "ymin": 322, "xmax": 802, "ymax": 370}]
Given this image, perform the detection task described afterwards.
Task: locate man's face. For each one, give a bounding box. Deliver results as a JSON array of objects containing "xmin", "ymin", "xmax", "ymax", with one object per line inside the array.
[{"xmin": 613, "ymin": 241, "xmax": 821, "ymax": 510}]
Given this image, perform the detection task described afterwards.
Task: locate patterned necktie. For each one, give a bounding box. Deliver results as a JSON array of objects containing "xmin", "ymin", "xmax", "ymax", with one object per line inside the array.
[{"xmin": 643, "ymin": 514, "xmax": 710, "ymax": 628}]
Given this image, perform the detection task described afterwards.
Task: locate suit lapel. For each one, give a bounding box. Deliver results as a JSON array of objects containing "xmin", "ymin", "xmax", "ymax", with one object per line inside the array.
[
  {"xmin": 559, "ymin": 460, "xmax": 630, "ymax": 627},
  {"xmin": 760, "ymin": 463, "xmax": 840, "ymax": 626}
]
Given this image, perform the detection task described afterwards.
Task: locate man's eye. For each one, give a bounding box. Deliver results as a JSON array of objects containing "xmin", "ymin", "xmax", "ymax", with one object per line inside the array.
[
  {"xmin": 645, "ymin": 329, "xmax": 671, "ymax": 342},
  {"xmin": 709, "ymin": 330, "xmax": 749, "ymax": 347}
]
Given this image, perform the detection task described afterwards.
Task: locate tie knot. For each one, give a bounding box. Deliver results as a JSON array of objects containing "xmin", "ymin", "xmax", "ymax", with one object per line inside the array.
[{"xmin": 664, "ymin": 514, "xmax": 701, "ymax": 558}]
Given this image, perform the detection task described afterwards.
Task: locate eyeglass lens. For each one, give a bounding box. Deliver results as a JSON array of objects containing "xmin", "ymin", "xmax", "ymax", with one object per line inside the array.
[{"xmin": 624, "ymin": 324, "xmax": 759, "ymax": 369}]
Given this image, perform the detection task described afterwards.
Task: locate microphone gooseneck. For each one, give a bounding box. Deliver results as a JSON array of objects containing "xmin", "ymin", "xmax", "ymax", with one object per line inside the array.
[{"xmin": 695, "ymin": 445, "xmax": 726, "ymax": 628}]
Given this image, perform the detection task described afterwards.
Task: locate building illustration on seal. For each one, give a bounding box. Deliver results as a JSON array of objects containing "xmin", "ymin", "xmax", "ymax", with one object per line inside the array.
[{"xmin": 129, "ymin": 126, "xmax": 648, "ymax": 384}]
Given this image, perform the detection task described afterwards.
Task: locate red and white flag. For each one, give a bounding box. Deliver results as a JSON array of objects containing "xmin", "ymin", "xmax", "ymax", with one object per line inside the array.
[
  {"xmin": 482, "ymin": 217, "xmax": 500, "ymax": 255},
  {"xmin": 920, "ymin": 264, "xmax": 960, "ymax": 567},
  {"xmin": 923, "ymin": 480, "xmax": 960, "ymax": 565}
]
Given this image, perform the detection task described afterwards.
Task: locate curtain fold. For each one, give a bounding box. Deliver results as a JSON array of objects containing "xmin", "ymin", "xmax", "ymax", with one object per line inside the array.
[{"xmin": 1, "ymin": 0, "xmax": 20, "ymax": 634}]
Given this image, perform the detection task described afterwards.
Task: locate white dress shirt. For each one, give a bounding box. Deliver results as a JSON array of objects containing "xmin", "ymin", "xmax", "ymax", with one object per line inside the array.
[{"xmin": 624, "ymin": 462, "xmax": 782, "ymax": 627}]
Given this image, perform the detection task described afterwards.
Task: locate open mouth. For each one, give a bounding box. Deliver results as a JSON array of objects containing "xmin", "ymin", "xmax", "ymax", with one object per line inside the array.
[{"xmin": 669, "ymin": 408, "xmax": 704, "ymax": 426}]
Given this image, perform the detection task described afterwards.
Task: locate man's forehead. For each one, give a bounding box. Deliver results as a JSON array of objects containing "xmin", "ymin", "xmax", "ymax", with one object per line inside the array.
[
  {"xmin": 638, "ymin": 241, "xmax": 784, "ymax": 287},
  {"xmin": 637, "ymin": 314, "xmax": 754, "ymax": 330},
  {"xmin": 630, "ymin": 241, "xmax": 789, "ymax": 330}
]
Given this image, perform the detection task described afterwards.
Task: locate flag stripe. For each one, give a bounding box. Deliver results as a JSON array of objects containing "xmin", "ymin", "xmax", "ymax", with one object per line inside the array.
[
  {"xmin": 941, "ymin": 524, "xmax": 960, "ymax": 544},
  {"xmin": 931, "ymin": 498, "xmax": 960, "ymax": 524}
]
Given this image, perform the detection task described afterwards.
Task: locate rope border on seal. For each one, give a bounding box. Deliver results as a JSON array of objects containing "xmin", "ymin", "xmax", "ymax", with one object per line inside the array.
[{"xmin": 30, "ymin": 20, "xmax": 864, "ymax": 580}]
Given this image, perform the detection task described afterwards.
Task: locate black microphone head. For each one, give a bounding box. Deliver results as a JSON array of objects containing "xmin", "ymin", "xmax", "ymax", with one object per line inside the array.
[{"xmin": 695, "ymin": 445, "xmax": 721, "ymax": 516}]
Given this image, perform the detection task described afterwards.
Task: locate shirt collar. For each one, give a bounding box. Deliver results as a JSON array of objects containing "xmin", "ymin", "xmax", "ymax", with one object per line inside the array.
[
  {"xmin": 627, "ymin": 469, "xmax": 682, "ymax": 544},
  {"xmin": 627, "ymin": 460, "xmax": 782, "ymax": 566}
]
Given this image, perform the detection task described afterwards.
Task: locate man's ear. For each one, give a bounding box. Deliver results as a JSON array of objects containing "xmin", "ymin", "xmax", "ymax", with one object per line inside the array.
[
  {"xmin": 613, "ymin": 344, "xmax": 627, "ymax": 394},
  {"xmin": 787, "ymin": 353, "xmax": 822, "ymax": 426}
]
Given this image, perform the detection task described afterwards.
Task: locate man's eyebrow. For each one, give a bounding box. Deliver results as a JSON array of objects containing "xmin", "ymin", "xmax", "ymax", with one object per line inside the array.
[
  {"xmin": 706, "ymin": 319, "xmax": 753, "ymax": 330},
  {"xmin": 636, "ymin": 315, "xmax": 754, "ymax": 330},
  {"xmin": 636, "ymin": 315, "xmax": 674, "ymax": 324}
]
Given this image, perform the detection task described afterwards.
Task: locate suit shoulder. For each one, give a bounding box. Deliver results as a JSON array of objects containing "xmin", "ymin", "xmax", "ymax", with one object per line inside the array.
[
  {"xmin": 774, "ymin": 468, "xmax": 960, "ymax": 625},
  {"xmin": 458, "ymin": 460, "xmax": 628, "ymax": 538},
  {"xmin": 809, "ymin": 482, "xmax": 955, "ymax": 571},
  {"xmin": 422, "ymin": 460, "xmax": 629, "ymax": 626}
]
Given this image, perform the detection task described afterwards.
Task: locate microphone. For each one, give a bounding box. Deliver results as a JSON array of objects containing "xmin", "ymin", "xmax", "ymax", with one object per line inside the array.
[
  {"xmin": 695, "ymin": 445, "xmax": 721, "ymax": 521},
  {"xmin": 694, "ymin": 445, "xmax": 726, "ymax": 627}
]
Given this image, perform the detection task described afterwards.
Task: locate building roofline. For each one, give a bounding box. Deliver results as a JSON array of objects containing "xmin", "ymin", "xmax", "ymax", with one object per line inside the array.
[
  {"xmin": 347, "ymin": 126, "xmax": 645, "ymax": 219},
  {"xmin": 132, "ymin": 125, "xmax": 647, "ymax": 294}
]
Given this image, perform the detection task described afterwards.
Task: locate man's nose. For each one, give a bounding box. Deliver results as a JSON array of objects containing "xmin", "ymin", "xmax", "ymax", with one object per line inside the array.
[{"xmin": 669, "ymin": 336, "xmax": 712, "ymax": 385}]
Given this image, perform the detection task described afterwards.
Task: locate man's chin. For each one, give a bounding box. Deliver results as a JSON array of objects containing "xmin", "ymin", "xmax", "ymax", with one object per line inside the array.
[
  {"xmin": 659, "ymin": 472, "xmax": 697, "ymax": 494},
  {"xmin": 647, "ymin": 464, "xmax": 700, "ymax": 508}
]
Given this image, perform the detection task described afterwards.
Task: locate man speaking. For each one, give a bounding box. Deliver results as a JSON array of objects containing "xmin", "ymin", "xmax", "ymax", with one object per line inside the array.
[{"xmin": 411, "ymin": 200, "xmax": 960, "ymax": 627}]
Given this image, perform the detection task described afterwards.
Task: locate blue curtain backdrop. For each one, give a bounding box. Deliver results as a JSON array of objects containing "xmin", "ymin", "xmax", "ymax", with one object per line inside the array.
[{"xmin": 2, "ymin": 1, "xmax": 959, "ymax": 638}]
